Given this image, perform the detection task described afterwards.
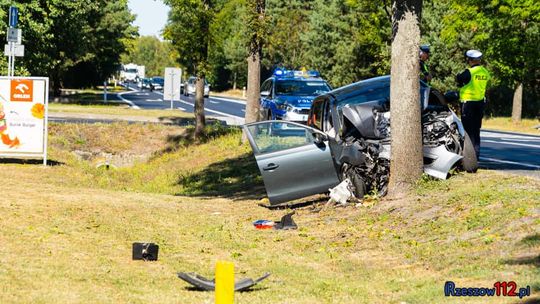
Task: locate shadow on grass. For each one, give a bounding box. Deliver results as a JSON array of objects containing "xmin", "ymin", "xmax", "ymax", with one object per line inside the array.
[
  {"xmin": 155, "ymin": 123, "xmax": 241, "ymax": 156},
  {"xmin": 176, "ymin": 152, "xmax": 265, "ymax": 201},
  {"xmin": 157, "ymin": 116, "xmax": 224, "ymax": 127},
  {"xmin": 0, "ymin": 158, "xmax": 63, "ymax": 166},
  {"xmin": 52, "ymin": 92, "xmax": 124, "ymax": 106}
]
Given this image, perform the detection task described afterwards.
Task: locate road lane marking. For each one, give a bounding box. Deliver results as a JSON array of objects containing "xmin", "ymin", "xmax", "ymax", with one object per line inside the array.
[
  {"xmin": 177, "ymin": 99, "xmax": 244, "ymax": 121},
  {"xmin": 146, "ymin": 99, "xmax": 163, "ymax": 102},
  {"xmin": 480, "ymin": 157, "xmax": 540, "ymax": 169},
  {"xmin": 210, "ymin": 96, "xmax": 246, "ymax": 104},
  {"xmin": 483, "ymin": 140, "xmax": 540, "ymax": 149},
  {"xmin": 117, "ymin": 91, "xmax": 141, "ymax": 109},
  {"xmin": 177, "ymin": 107, "xmax": 186, "ymax": 111}
]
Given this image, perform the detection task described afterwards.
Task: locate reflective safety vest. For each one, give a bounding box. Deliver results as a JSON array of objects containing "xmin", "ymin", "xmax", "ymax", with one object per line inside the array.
[{"xmin": 459, "ymin": 65, "xmax": 490, "ymax": 102}]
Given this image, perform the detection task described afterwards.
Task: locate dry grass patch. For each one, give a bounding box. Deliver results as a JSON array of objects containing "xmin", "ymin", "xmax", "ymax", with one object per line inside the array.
[
  {"xmin": 483, "ymin": 117, "xmax": 540, "ymax": 135},
  {"xmin": 0, "ymin": 122, "xmax": 537, "ymax": 303}
]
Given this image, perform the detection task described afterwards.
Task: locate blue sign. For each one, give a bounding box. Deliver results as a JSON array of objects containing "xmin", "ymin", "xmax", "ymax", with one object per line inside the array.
[{"xmin": 9, "ymin": 6, "xmax": 18, "ymax": 28}]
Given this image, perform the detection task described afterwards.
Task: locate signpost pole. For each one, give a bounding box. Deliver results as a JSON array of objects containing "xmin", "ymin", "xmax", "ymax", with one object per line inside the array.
[{"xmin": 170, "ymin": 70, "xmax": 175, "ymax": 110}]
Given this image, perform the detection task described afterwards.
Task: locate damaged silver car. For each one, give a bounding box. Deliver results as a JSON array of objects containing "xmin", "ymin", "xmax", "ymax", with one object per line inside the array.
[{"xmin": 244, "ymin": 76, "xmax": 478, "ymax": 205}]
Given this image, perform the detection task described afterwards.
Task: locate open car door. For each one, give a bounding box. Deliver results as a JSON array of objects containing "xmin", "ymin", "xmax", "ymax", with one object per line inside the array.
[{"xmin": 244, "ymin": 121, "xmax": 340, "ymax": 205}]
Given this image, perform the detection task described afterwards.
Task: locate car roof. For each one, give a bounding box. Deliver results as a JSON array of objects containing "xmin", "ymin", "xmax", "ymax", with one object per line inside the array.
[{"xmin": 328, "ymin": 75, "xmax": 390, "ymax": 103}]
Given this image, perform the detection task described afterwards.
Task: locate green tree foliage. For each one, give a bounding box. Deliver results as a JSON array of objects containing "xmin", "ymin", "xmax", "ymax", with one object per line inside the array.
[
  {"xmin": 0, "ymin": 0, "xmax": 136, "ymax": 93},
  {"xmin": 121, "ymin": 36, "xmax": 179, "ymax": 77},
  {"xmin": 301, "ymin": 0, "xmax": 391, "ymax": 87},
  {"xmin": 440, "ymin": 0, "xmax": 540, "ymax": 116}
]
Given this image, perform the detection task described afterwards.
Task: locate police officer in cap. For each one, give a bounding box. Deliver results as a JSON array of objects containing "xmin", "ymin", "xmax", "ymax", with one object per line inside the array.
[
  {"xmin": 456, "ymin": 49, "xmax": 491, "ymax": 159},
  {"xmin": 419, "ymin": 45, "xmax": 432, "ymax": 84}
]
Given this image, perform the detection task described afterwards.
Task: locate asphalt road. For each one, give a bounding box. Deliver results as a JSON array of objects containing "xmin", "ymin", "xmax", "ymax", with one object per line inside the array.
[
  {"xmin": 118, "ymin": 83, "xmax": 245, "ymax": 124},
  {"xmin": 117, "ymin": 84, "xmax": 540, "ymax": 177}
]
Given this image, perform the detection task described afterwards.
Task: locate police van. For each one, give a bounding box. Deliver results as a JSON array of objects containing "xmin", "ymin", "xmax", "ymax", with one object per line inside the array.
[{"xmin": 260, "ymin": 69, "xmax": 331, "ymax": 123}]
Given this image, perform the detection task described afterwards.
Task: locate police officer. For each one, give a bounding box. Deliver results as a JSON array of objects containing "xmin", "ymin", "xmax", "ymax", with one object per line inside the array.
[
  {"xmin": 456, "ymin": 49, "xmax": 491, "ymax": 159},
  {"xmin": 419, "ymin": 45, "xmax": 432, "ymax": 84}
]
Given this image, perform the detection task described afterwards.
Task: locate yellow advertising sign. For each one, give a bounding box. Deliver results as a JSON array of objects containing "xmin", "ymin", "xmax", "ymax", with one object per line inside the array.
[{"xmin": 0, "ymin": 77, "xmax": 48, "ymax": 164}]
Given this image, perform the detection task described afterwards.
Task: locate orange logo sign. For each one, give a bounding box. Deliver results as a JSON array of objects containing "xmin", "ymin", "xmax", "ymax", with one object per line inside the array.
[{"xmin": 11, "ymin": 79, "xmax": 34, "ymax": 102}]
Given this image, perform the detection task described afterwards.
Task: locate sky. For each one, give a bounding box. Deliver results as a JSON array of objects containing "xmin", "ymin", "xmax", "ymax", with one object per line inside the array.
[{"xmin": 128, "ymin": 0, "xmax": 170, "ymax": 38}]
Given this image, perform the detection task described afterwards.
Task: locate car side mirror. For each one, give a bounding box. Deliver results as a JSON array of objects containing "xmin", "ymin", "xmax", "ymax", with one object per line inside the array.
[
  {"xmin": 260, "ymin": 91, "xmax": 270, "ymax": 98},
  {"xmin": 312, "ymin": 132, "xmax": 327, "ymax": 145}
]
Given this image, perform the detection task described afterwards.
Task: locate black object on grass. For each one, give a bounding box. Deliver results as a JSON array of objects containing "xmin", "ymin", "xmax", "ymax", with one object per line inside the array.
[
  {"xmin": 132, "ymin": 242, "xmax": 159, "ymax": 261},
  {"xmin": 177, "ymin": 272, "xmax": 271, "ymax": 292}
]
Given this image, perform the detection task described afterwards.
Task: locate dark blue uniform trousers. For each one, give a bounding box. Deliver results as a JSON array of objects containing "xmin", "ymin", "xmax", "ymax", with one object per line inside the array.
[{"xmin": 461, "ymin": 101, "xmax": 485, "ymax": 159}]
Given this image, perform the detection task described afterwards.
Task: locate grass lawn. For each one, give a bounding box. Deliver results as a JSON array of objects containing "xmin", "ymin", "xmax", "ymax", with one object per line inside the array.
[
  {"xmin": 483, "ymin": 117, "xmax": 540, "ymax": 135},
  {"xmin": 49, "ymin": 103, "xmax": 193, "ymax": 120},
  {"xmin": 0, "ymin": 122, "xmax": 538, "ymax": 303}
]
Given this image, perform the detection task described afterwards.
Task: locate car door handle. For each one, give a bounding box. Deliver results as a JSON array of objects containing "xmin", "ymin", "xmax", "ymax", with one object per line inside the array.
[{"xmin": 263, "ymin": 163, "xmax": 279, "ymax": 171}]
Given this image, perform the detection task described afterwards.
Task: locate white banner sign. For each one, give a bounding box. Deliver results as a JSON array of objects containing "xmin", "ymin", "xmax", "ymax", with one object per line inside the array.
[{"xmin": 0, "ymin": 77, "xmax": 48, "ymax": 163}]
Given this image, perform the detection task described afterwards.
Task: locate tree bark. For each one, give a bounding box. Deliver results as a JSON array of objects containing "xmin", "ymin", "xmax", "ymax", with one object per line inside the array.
[
  {"xmin": 194, "ymin": 76, "xmax": 206, "ymax": 138},
  {"xmin": 392, "ymin": 0, "xmax": 423, "ymax": 40},
  {"xmin": 243, "ymin": 0, "xmax": 265, "ymax": 142},
  {"xmin": 388, "ymin": 10, "xmax": 424, "ymax": 196},
  {"xmin": 245, "ymin": 53, "xmax": 261, "ymax": 125},
  {"xmin": 511, "ymin": 83, "xmax": 523, "ymax": 123}
]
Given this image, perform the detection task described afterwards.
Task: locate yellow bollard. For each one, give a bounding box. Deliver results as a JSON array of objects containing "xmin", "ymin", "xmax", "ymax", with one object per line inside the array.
[{"xmin": 215, "ymin": 261, "xmax": 234, "ymax": 304}]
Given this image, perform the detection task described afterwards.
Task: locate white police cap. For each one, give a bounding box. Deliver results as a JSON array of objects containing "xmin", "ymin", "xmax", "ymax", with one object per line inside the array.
[{"xmin": 466, "ymin": 50, "xmax": 482, "ymax": 59}]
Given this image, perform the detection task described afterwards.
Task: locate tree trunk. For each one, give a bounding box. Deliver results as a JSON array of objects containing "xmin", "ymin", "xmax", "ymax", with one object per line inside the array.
[
  {"xmin": 194, "ymin": 76, "xmax": 206, "ymax": 138},
  {"xmin": 243, "ymin": 0, "xmax": 265, "ymax": 143},
  {"xmin": 511, "ymin": 83, "xmax": 523, "ymax": 123},
  {"xmin": 388, "ymin": 9, "xmax": 424, "ymax": 196},
  {"xmin": 245, "ymin": 53, "xmax": 261, "ymax": 125},
  {"xmin": 233, "ymin": 72, "xmax": 237, "ymax": 91}
]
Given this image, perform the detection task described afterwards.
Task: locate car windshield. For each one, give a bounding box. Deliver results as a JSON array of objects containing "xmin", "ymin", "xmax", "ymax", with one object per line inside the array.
[
  {"xmin": 336, "ymin": 80, "xmax": 429, "ymax": 108},
  {"xmin": 125, "ymin": 68, "xmax": 137, "ymax": 73},
  {"xmin": 275, "ymin": 80, "xmax": 330, "ymax": 96},
  {"xmin": 152, "ymin": 78, "xmax": 164, "ymax": 84}
]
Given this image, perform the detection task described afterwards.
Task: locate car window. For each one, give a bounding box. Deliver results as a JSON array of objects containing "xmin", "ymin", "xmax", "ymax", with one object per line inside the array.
[
  {"xmin": 310, "ymin": 98, "xmax": 325, "ymax": 130},
  {"xmin": 261, "ymin": 80, "xmax": 271, "ymax": 93},
  {"xmin": 247, "ymin": 122, "xmax": 315, "ymax": 154},
  {"xmin": 275, "ymin": 80, "xmax": 330, "ymax": 96}
]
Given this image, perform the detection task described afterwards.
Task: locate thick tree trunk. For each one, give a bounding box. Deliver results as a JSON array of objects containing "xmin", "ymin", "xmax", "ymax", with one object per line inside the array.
[
  {"xmin": 194, "ymin": 76, "xmax": 206, "ymax": 138},
  {"xmin": 392, "ymin": 0, "xmax": 423, "ymax": 40},
  {"xmin": 511, "ymin": 83, "xmax": 523, "ymax": 123},
  {"xmin": 245, "ymin": 53, "xmax": 261, "ymax": 125},
  {"xmin": 243, "ymin": 0, "xmax": 265, "ymax": 142},
  {"xmin": 388, "ymin": 11, "xmax": 424, "ymax": 196}
]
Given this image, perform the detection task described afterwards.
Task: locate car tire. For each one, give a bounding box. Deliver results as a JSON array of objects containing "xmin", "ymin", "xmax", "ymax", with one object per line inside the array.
[
  {"xmin": 341, "ymin": 164, "xmax": 366, "ymax": 199},
  {"xmin": 461, "ymin": 132, "xmax": 478, "ymax": 173}
]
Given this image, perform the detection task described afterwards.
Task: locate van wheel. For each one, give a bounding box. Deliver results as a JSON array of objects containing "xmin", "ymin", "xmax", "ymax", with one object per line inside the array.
[{"xmin": 461, "ymin": 132, "xmax": 478, "ymax": 173}]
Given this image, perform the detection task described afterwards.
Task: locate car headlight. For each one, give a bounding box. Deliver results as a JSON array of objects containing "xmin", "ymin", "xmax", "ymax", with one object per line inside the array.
[{"xmin": 276, "ymin": 103, "xmax": 292, "ymax": 111}]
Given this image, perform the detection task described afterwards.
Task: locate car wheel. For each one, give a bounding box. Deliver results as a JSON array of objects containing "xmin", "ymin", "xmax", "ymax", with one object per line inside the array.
[
  {"xmin": 341, "ymin": 164, "xmax": 366, "ymax": 199},
  {"xmin": 461, "ymin": 132, "xmax": 478, "ymax": 173}
]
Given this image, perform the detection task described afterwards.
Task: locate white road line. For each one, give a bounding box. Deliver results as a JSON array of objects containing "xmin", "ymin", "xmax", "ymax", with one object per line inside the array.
[
  {"xmin": 480, "ymin": 157, "xmax": 540, "ymax": 170},
  {"xmin": 117, "ymin": 91, "xmax": 140, "ymax": 109},
  {"xmin": 483, "ymin": 140, "xmax": 540, "ymax": 149},
  {"xmin": 210, "ymin": 96, "xmax": 246, "ymax": 105},
  {"xmin": 146, "ymin": 99, "xmax": 163, "ymax": 102},
  {"xmin": 177, "ymin": 107, "xmax": 186, "ymax": 111},
  {"xmin": 177, "ymin": 99, "xmax": 244, "ymax": 121}
]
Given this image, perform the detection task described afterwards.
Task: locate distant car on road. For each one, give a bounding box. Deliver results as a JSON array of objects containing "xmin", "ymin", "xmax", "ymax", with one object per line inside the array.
[
  {"xmin": 183, "ymin": 76, "xmax": 210, "ymax": 97},
  {"xmin": 150, "ymin": 77, "xmax": 164, "ymax": 91},
  {"xmin": 138, "ymin": 78, "xmax": 152, "ymax": 90},
  {"xmin": 260, "ymin": 69, "xmax": 331, "ymax": 123}
]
